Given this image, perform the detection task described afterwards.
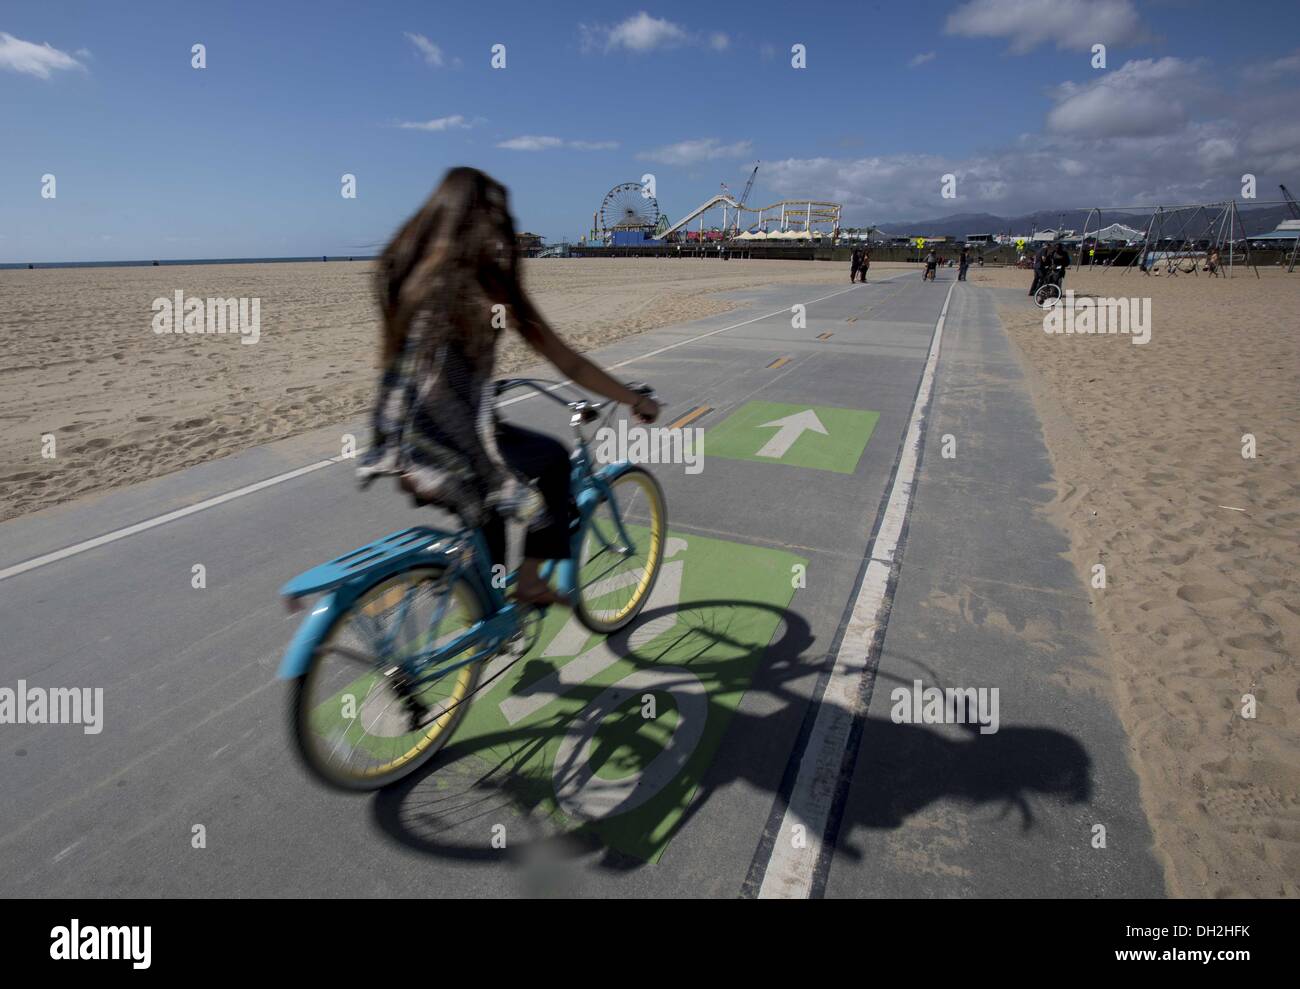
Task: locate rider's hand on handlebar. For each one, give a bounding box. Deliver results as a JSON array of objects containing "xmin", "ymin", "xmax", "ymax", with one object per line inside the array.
[{"xmin": 632, "ymin": 394, "xmax": 660, "ymax": 424}]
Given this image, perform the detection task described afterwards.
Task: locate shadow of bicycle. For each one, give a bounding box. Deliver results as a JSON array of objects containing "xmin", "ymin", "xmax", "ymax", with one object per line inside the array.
[{"xmin": 369, "ymin": 597, "xmax": 1092, "ymax": 883}]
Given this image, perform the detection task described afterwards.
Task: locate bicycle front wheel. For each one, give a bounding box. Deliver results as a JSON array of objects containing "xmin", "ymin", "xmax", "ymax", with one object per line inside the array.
[
  {"xmin": 1034, "ymin": 282, "xmax": 1062, "ymax": 309},
  {"xmin": 575, "ymin": 467, "xmax": 667, "ymax": 634},
  {"xmin": 291, "ymin": 566, "xmax": 485, "ymax": 791}
]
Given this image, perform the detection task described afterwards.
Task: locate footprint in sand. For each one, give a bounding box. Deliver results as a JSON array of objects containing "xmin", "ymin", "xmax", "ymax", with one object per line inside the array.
[
  {"xmin": 1225, "ymin": 631, "xmax": 1283, "ymax": 651},
  {"xmin": 1175, "ymin": 586, "xmax": 1233, "ymax": 605}
]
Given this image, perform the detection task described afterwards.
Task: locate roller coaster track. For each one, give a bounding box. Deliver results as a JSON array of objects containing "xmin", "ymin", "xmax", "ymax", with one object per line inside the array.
[
  {"xmin": 660, "ymin": 195, "xmax": 842, "ymax": 240},
  {"xmin": 660, "ymin": 194, "xmax": 741, "ymax": 239}
]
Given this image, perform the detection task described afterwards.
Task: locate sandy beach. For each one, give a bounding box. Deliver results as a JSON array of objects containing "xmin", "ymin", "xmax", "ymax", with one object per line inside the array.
[
  {"xmin": 0, "ymin": 258, "xmax": 890, "ymax": 522},
  {"xmin": 974, "ymin": 263, "xmax": 1300, "ymax": 897}
]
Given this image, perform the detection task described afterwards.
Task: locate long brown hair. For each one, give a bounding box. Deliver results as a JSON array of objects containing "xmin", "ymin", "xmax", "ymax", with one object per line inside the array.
[{"xmin": 375, "ymin": 167, "xmax": 522, "ymax": 366}]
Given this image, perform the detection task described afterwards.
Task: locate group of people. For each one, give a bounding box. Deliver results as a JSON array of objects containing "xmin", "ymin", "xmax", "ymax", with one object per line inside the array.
[
  {"xmin": 849, "ymin": 246, "xmax": 872, "ymax": 282},
  {"xmin": 920, "ymin": 247, "xmax": 973, "ymax": 282},
  {"xmin": 1028, "ymin": 241, "xmax": 1071, "ymax": 297}
]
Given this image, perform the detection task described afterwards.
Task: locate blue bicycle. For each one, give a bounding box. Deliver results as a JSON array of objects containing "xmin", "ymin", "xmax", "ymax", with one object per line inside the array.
[{"xmin": 277, "ymin": 379, "xmax": 667, "ymax": 790}]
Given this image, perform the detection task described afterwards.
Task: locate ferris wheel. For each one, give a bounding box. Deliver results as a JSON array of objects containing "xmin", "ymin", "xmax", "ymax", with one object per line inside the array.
[{"xmin": 598, "ymin": 182, "xmax": 661, "ymax": 233}]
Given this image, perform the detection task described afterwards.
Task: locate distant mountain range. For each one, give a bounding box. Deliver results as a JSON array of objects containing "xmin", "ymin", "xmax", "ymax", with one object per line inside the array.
[{"xmin": 870, "ymin": 205, "xmax": 1295, "ymax": 238}]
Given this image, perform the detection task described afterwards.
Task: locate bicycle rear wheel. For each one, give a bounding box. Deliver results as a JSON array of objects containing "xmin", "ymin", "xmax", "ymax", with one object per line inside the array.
[
  {"xmin": 575, "ymin": 467, "xmax": 667, "ymax": 634},
  {"xmin": 1034, "ymin": 282, "xmax": 1062, "ymax": 309},
  {"xmin": 291, "ymin": 566, "xmax": 485, "ymax": 790}
]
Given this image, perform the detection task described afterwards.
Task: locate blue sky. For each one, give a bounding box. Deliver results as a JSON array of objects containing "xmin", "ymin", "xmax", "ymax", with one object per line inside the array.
[{"xmin": 3, "ymin": 0, "xmax": 1299, "ymax": 261}]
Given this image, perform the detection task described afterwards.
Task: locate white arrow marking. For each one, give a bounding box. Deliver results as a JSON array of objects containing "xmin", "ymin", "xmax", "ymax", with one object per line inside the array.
[{"xmin": 755, "ymin": 409, "xmax": 828, "ymax": 458}]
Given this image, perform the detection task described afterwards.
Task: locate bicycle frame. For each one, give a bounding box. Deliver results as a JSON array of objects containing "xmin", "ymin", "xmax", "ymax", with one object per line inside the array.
[{"xmin": 277, "ymin": 381, "xmax": 647, "ymax": 685}]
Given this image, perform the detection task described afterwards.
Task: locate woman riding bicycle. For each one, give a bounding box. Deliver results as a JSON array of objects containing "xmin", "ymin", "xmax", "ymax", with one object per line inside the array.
[{"xmin": 358, "ymin": 167, "xmax": 660, "ymax": 606}]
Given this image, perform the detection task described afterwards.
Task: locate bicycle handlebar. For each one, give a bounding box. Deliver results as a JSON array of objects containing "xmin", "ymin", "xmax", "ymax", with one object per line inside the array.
[{"xmin": 494, "ymin": 377, "xmax": 661, "ymax": 415}]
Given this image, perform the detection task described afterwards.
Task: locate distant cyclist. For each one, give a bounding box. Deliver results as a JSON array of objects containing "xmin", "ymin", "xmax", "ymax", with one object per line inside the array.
[
  {"xmin": 923, "ymin": 249, "xmax": 938, "ymax": 281},
  {"xmin": 359, "ymin": 167, "xmax": 660, "ymax": 606}
]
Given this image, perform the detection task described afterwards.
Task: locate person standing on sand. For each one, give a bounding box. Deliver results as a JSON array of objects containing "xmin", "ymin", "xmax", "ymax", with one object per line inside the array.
[
  {"xmin": 859, "ymin": 246, "xmax": 871, "ymax": 282},
  {"xmin": 359, "ymin": 167, "xmax": 660, "ymax": 606},
  {"xmin": 850, "ymin": 245, "xmax": 862, "ymax": 282}
]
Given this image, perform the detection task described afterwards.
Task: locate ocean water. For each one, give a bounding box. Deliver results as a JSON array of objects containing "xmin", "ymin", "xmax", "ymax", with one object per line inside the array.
[{"xmin": 0, "ymin": 256, "xmax": 377, "ymax": 271}]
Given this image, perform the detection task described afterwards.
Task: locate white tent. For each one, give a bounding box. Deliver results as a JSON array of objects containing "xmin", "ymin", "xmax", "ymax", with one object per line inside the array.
[{"xmin": 1094, "ymin": 222, "xmax": 1144, "ymax": 242}]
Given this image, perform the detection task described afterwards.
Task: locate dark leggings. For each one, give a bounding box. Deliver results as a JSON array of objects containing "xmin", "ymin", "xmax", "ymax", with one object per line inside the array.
[{"xmin": 482, "ymin": 423, "xmax": 574, "ymax": 567}]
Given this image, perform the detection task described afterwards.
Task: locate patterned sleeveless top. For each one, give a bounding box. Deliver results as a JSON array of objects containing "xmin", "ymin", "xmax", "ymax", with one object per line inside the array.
[{"xmin": 356, "ymin": 308, "xmax": 526, "ymax": 528}]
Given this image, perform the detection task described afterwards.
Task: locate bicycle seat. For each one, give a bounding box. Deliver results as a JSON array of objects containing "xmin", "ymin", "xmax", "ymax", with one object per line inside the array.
[{"xmin": 280, "ymin": 526, "xmax": 461, "ymax": 598}]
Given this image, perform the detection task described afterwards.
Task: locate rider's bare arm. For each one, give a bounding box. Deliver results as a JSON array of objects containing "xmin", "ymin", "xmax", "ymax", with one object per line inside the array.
[{"xmin": 507, "ymin": 291, "xmax": 660, "ymax": 423}]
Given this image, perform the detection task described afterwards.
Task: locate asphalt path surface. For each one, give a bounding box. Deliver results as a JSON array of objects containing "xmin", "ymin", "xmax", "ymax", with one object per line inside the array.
[{"xmin": 0, "ymin": 267, "xmax": 1164, "ymax": 897}]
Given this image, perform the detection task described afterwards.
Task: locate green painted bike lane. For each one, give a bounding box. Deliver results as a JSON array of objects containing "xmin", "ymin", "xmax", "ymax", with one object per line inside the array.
[
  {"xmin": 703, "ymin": 401, "xmax": 880, "ymax": 473},
  {"xmin": 454, "ymin": 527, "xmax": 804, "ymax": 862}
]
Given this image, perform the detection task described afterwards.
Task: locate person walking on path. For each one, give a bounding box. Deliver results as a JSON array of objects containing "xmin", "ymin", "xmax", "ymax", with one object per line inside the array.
[
  {"xmin": 850, "ymin": 246, "xmax": 862, "ymax": 282},
  {"xmin": 858, "ymin": 246, "xmax": 871, "ymax": 282},
  {"xmin": 958, "ymin": 247, "xmax": 970, "ymax": 281}
]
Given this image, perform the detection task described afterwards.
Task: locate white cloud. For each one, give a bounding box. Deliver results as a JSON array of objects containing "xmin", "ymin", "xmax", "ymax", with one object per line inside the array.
[
  {"xmin": 497, "ymin": 136, "xmax": 618, "ymax": 151},
  {"xmin": 580, "ymin": 13, "xmax": 731, "ymax": 55},
  {"xmin": 759, "ymin": 94, "xmax": 1300, "ymax": 224},
  {"xmin": 404, "ymin": 32, "xmax": 459, "ymax": 68},
  {"xmin": 609, "ymin": 11, "xmax": 688, "ymax": 50},
  {"xmin": 1047, "ymin": 57, "xmax": 1203, "ymax": 138},
  {"xmin": 498, "ymin": 135, "xmax": 563, "ymax": 151},
  {"xmin": 945, "ymin": 0, "xmax": 1146, "ymax": 54},
  {"xmin": 1244, "ymin": 48, "xmax": 1300, "ymax": 82},
  {"xmin": 1245, "ymin": 121, "xmax": 1300, "ymax": 158},
  {"xmin": 397, "ymin": 115, "xmax": 469, "ymax": 131},
  {"xmin": 581, "ymin": 12, "xmax": 687, "ymax": 53},
  {"xmin": 637, "ymin": 138, "xmax": 753, "ymax": 165},
  {"xmin": 0, "ymin": 32, "xmax": 85, "ymax": 78},
  {"xmin": 909, "ymin": 51, "xmax": 937, "ymax": 67}
]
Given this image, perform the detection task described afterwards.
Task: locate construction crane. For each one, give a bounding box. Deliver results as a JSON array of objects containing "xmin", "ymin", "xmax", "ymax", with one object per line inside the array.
[
  {"xmin": 738, "ymin": 163, "xmax": 759, "ymax": 208},
  {"xmin": 1281, "ymin": 184, "xmax": 1300, "ymax": 220},
  {"xmin": 721, "ymin": 164, "xmax": 760, "ymax": 236}
]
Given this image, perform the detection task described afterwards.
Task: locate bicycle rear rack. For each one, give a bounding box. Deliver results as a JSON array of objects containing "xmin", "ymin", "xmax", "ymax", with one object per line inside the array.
[{"xmin": 279, "ymin": 526, "xmax": 464, "ymax": 598}]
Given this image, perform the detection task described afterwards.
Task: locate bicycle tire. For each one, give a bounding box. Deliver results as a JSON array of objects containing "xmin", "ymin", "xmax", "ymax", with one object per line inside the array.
[
  {"xmin": 290, "ymin": 565, "xmax": 486, "ymax": 791},
  {"xmin": 574, "ymin": 467, "xmax": 667, "ymax": 634}
]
